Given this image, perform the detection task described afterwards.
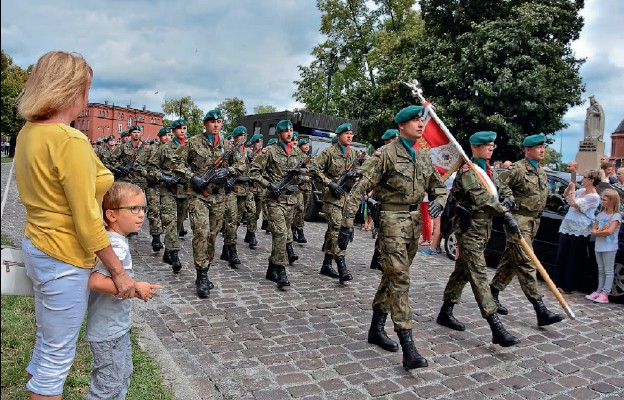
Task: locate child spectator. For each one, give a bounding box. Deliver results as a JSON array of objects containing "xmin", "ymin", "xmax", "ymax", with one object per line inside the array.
[
  {"xmin": 587, "ymin": 189, "xmax": 621, "ymax": 304},
  {"xmin": 86, "ymin": 182, "xmax": 162, "ymax": 399}
]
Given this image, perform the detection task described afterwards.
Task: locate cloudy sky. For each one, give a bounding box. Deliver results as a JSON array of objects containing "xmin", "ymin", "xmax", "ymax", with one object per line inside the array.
[{"xmin": 2, "ymin": 0, "xmax": 622, "ymax": 162}]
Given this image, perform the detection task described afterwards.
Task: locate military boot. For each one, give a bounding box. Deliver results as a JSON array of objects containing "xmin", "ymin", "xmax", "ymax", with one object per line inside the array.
[
  {"xmin": 370, "ymin": 249, "xmax": 382, "ymax": 271},
  {"xmin": 151, "ymin": 235, "xmax": 163, "ymax": 252},
  {"xmin": 286, "ymin": 242, "xmax": 298, "ymax": 265},
  {"xmin": 162, "ymin": 250, "xmax": 172, "ymax": 265},
  {"xmin": 248, "ymin": 232, "xmax": 258, "ymax": 249},
  {"xmin": 291, "ymin": 226, "xmax": 299, "ymax": 243},
  {"xmin": 228, "ymin": 244, "xmax": 241, "ymax": 268},
  {"xmin": 397, "ymin": 329, "xmax": 428, "ymax": 369},
  {"xmin": 170, "ymin": 251, "xmax": 182, "ymax": 273},
  {"xmin": 530, "ymin": 298, "xmax": 565, "ymax": 326},
  {"xmin": 220, "ymin": 244, "xmax": 229, "ymax": 261},
  {"xmin": 436, "ymin": 301, "xmax": 466, "ymax": 331},
  {"xmin": 319, "ymin": 253, "xmax": 339, "ymax": 278},
  {"xmin": 265, "ymin": 262, "xmax": 278, "ymax": 282},
  {"xmin": 486, "ymin": 314, "xmax": 520, "ymax": 347},
  {"xmin": 490, "ymin": 285, "xmax": 508, "ymax": 315},
  {"xmin": 244, "ymin": 231, "xmax": 251, "ymax": 243},
  {"xmin": 367, "ymin": 309, "xmax": 399, "ymax": 352},
  {"xmin": 335, "ymin": 256, "xmax": 353, "ymax": 284},
  {"xmin": 296, "ymin": 228, "xmax": 307, "ymax": 244},
  {"xmin": 179, "ymin": 227, "xmax": 187, "ymax": 237},
  {"xmin": 276, "ymin": 266, "xmax": 290, "ymax": 288},
  {"xmin": 195, "ymin": 270, "xmax": 210, "ymax": 298}
]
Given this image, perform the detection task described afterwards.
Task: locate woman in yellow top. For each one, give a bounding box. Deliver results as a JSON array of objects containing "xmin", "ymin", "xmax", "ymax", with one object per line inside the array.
[{"xmin": 14, "ymin": 51, "xmax": 139, "ymax": 400}]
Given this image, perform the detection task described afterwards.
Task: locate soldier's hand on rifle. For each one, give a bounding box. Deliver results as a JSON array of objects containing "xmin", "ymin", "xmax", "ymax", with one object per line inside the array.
[
  {"xmin": 159, "ymin": 174, "xmax": 177, "ymax": 188},
  {"xmin": 345, "ymin": 170, "xmax": 359, "ymax": 178},
  {"xmin": 428, "ymin": 200, "xmax": 443, "ymax": 218},
  {"xmin": 117, "ymin": 165, "xmax": 131, "ymax": 177},
  {"xmin": 286, "ymin": 168, "xmax": 301, "ymax": 176},
  {"xmin": 211, "ymin": 167, "xmax": 230, "ymax": 182},
  {"xmin": 338, "ymin": 226, "xmax": 354, "ymax": 250},
  {"xmin": 225, "ymin": 177, "xmax": 236, "ymax": 191},
  {"xmin": 501, "ymin": 196, "xmax": 515, "ymax": 211},
  {"xmin": 267, "ymin": 182, "xmax": 281, "ymax": 199},
  {"xmin": 190, "ymin": 175, "xmax": 207, "ymax": 192},
  {"xmin": 503, "ymin": 212, "xmax": 521, "ymax": 234},
  {"xmin": 328, "ymin": 182, "xmax": 345, "ymax": 197}
]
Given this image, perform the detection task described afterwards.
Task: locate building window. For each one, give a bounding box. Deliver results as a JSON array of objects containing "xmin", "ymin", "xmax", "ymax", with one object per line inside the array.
[
  {"xmin": 118, "ymin": 123, "xmax": 123, "ymax": 133},
  {"xmin": 268, "ymin": 125, "xmax": 276, "ymax": 136},
  {"xmin": 253, "ymin": 122, "xmax": 262, "ymax": 135},
  {"xmin": 127, "ymin": 117, "xmax": 132, "ymax": 126}
]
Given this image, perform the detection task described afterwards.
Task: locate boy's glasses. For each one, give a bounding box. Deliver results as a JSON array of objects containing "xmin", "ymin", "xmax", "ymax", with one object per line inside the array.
[{"xmin": 111, "ymin": 206, "xmax": 147, "ymax": 214}]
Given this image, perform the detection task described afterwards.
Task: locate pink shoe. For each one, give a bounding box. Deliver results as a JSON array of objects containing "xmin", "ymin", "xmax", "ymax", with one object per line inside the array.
[
  {"xmin": 594, "ymin": 292, "xmax": 609, "ymax": 304},
  {"xmin": 585, "ymin": 291, "xmax": 599, "ymax": 300}
]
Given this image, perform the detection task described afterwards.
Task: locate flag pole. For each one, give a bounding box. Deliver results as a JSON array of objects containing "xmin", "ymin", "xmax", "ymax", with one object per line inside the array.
[{"xmin": 403, "ymin": 79, "xmax": 575, "ymax": 320}]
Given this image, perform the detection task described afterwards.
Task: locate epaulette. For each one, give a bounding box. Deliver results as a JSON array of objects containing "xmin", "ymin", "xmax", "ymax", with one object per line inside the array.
[{"xmin": 461, "ymin": 164, "xmax": 470, "ymax": 172}]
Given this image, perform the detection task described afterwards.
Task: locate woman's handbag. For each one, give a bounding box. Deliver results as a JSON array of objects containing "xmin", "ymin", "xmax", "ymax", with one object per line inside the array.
[{"xmin": 1, "ymin": 246, "xmax": 34, "ymax": 296}]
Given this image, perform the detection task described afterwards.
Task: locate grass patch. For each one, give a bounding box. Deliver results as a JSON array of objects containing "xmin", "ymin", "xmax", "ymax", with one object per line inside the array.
[
  {"xmin": 1, "ymin": 156, "xmax": 12, "ymax": 163},
  {"xmin": 1, "ymin": 234, "xmax": 17, "ymax": 247}
]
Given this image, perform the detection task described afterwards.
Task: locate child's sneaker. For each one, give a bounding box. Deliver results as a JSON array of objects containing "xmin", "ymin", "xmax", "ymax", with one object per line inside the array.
[
  {"xmin": 585, "ymin": 291, "xmax": 599, "ymax": 300},
  {"xmin": 594, "ymin": 292, "xmax": 609, "ymax": 304}
]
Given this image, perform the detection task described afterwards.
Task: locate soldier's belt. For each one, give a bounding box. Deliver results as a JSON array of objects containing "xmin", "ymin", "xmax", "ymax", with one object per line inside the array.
[
  {"xmin": 472, "ymin": 211, "xmax": 493, "ymax": 219},
  {"xmin": 515, "ymin": 209, "xmax": 541, "ymax": 218},
  {"xmin": 380, "ymin": 203, "xmax": 419, "ymax": 212}
]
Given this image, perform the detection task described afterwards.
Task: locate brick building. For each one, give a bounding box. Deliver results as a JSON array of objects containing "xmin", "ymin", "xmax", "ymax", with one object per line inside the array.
[
  {"xmin": 74, "ymin": 101, "xmax": 165, "ymax": 143},
  {"xmin": 609, "ymin": 120, "xmax": 624, "ymax": 167}
]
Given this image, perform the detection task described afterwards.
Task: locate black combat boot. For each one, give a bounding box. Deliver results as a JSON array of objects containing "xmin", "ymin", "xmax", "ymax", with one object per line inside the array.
[
  {"xmin": 319, "ymin": 253, "xmax": 339, "ymax": 278},
  {"xmin": 220, "ymin": 244, "xmax": 229, "ymax": 261},
  {"xmin": 248, "ymin": 232, "xmax": 258, "ymax": 249},
  {"xmin": 296, "ymin": 228, "xmax": 307, "ymax": 244},
  {"xmin": 286, "ymin": 242, "xmax": 298, "ymax": 265},
  {"xmin": 195, "ymin": 270, "xmax": 210, "ymax": 298},
  {"xmin": 265, "ymin": 262, "xmax": 278, "ymax": 282},
  {"xmin": 490, "ymin": 285, "xmax": 508, "ymax": 315},
  {"xmin": 151, "ymin": 235, "xmax": 163, "ymax": 252},
  {"xmin": 367, "ymin": 309, "xmax": 399, "ymax": 352},
  {"xmin": 170, "ymin": 251, "xmax": 182, "ymax": 273},
  {"xmin": 436, "ymin": 301, "xmax": 466, "ymax": 331},
  {"xmin": 179, "ymin": 227, "xmax": 187, "ymax": 237},
  {"xmin": 530, "ymin": 298, "xmax": 565, "ymax": 326},
  {"xmin": 228, "ymin": 244, "xmax": 241, "ymax": 268},
  {"xmin": 486, "ymin": 314, "xmax": 520, "ymax": 347},
  {"xmin": 163, "ymin": 250, "xmax": 172, "ymax": 265},
  {"xmin": 276, "ymin": 266, "xmax": 290, "ymax": 288},
  {"xmin": 369, "ymin": 249, "xmax": 382, "ymax": 271},
  {"xmin": 291, "ymin": 226, "xmax": 299, "ymax": 243},
  {"xmin": 244, "ymin": 231, "xmax": 251, "ymax": 243},
  {"xmin": 335, "ymin": 256, "xmax": 353, "ymax": 284},
  {"xmin": 396, "ymin": 329, "xmax": 428, "ymax": 369}
]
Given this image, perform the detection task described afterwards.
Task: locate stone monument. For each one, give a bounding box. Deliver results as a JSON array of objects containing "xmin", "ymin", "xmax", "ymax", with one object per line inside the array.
[{"xmin": 576, "ymin": 95, "xmax": 606, "ymax": 173}]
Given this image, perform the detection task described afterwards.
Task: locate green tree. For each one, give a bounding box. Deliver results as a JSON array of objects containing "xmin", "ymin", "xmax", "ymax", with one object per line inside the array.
[
  {"xmin": 543, "ymin": 146, "xmax": 563, "ymax": 170},
  {"xmin": 217, "ymin": 97, "xmax": 246, "ymax": 134},
  {"xmin": 161, "ymin": 96, "xmax": 204, "ymax": 136},
  {"xmin": 1, "ymin": 50, "xmax": 29, "ymax": 141},
  {"xmin": 253, "ymin": 104, "xmax": 277, "ymax": 114}
]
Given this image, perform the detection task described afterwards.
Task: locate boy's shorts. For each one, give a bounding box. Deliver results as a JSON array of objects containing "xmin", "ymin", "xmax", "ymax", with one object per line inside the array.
[{"xmin": 88, "ymin": 331, "xmax": 133, "ymax": 400}]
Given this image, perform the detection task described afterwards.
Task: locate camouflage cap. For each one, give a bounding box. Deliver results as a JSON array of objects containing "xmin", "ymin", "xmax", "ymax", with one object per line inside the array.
[
  {"xmin": 267, "ymin": 138, "xmax": 278, "ymax": 145},
  {"xmin": 335, "ymin": 123, "xmax": 352, "ymax": 135},
  {"xmin": 275, "ymin": 120, "xmax": 293, "ymax": 133},
  {"xmin": 231, "ymin": 126, "xmax": 247, "ymax": 137},
  {"xmin": 523, "ymin": 133, "xmax": 546, "ymax": 147},
  {"xmin": 394, "ymin": 105, "xmax": 425, "ymax": 124},
  {"xmin": 170, "ymin": 119, "xmax": 187, "ymax": 129},
  {"xmin": 157, "ymin": 127, "xmax": 172, "ymax": 137},
  {"xmin": 381, "ymin": 129, "xmax": 399, "ymax": 140},
  {"xmin": 203, "ymin": 109, "xmax": 222, "ymax": 121},
  {"xmin": 469, "ymin": 131, "xmax": 497, "ymax": 145}
]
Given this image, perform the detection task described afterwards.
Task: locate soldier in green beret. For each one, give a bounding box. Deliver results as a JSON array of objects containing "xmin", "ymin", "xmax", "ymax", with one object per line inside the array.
[
  {"xmin": 267, "ymin": 137, "xmax": 278, "ymax": 146},
  {"xmin": 436, "ymin": 130, "xmax": 522, "ymax": 348},
  {"xmin": 338, "ymin": 105, "xmax": 447, "ymax": 369},
  {"xmin": 381, "ymin": 128, "xmax": 399, "ymax": 144},
  {"xmin": 243, "ymin": 133, "xmax": 265, "ymax": 248},
  {"xmin": 97, "ymin": 135, "xmax": 117, "ymax": 165},
  {"xmin": 119, "ymin": 130, "xmax": 132, "ymax": 143},
  {"xmin": 292, "ymin": 137, "xmax": 312, "ymax": 244},
  {"xmin": 489, "ymin": 133, "xmax": 564, "ymax": 326},
  {"xmin": 250, "ymin": 119, "xmax": 308, "ymax": 288}
]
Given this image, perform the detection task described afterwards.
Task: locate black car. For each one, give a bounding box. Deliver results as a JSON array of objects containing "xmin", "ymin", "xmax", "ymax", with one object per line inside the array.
[{"xmin": 440, "ymin": 169, "xmax": 623, "ymax": 304}]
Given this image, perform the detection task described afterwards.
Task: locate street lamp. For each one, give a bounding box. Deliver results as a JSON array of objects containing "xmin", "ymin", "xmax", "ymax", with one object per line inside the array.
[
  {"xmin": 98, "ymin": 126, "xmax": 110, "ymax": 141},
  {"xmin": 318, "ymin": 54, "xmax": 346, "ymax": 114}
]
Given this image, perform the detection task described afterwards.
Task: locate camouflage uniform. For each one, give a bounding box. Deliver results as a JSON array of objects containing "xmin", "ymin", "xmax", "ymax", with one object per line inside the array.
[
  {"xmin": 223, "ymin": 145, "xmax": 251, "ymax": 246},
  {"xmin": 135, "ymin": 141, "xmax": 162, "ymax": 237},
  {"xmin": 96, "ymin": 145, "xmax": 112, "ymax": 165},
  {"xmin": 245, "ymin": 148, "xmax": 265, "ymax": 237},
  {"xmin": 442, "ymin": 163, "xmax": 512, "ymax": 318},
  {"xmin": 292, "ymin": 150, "xmax": 312, "ymax": 240},
  {"xmin": 342, "ymin": 140, "xmax": 446, "ymax": 329},
  {"xmin": 108, "ymin": 140, "xmax": 148, "ymax": 190}
]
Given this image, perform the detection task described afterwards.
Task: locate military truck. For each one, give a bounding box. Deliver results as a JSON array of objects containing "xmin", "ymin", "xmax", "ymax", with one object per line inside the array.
[{"xmin": 238, "ymin": 110, "xmax": 367, "ymax": 221}]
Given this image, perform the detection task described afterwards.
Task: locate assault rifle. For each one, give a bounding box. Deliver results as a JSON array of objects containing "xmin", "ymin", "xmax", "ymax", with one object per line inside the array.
[
  {"xmin": 114, "ymin": 141, "xmax": 143, "ymax": 179},
  {"xmin": 271, "ymin": 154, "xmax": 312, "ymax": 202},
  {"xmin": 199, "ymin": 136, "xmax": 247, "ymax": 197},
  {"xmin": 159, "ymin": 173, "xmax": 186, "ymax": 194},
  {"xmin": 335, "ymin": 150, "xmax": 367, "ymax": 194}
]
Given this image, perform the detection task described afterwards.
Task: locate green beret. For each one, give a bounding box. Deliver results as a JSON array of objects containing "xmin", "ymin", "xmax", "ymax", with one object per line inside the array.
[
  {"xmin": 120, "ymin": 130, "xmax": 130, "ymax": 138},
  {"xmin": 107, "ymin": 135, "xmax": 116, "ymax": 142},
  {"xmin": 203, "ymin": 109, "xmax": 222, "ymax": 121},
  {"xmin": 335, "ymin": 123, "xmax": 352, "ymax": 135},
  {"xmin": 292, "ymin": 131, "xmax": 299, "ymax": 139},
  {"xmin": 469, "ymin": 131, "xmax": 497, "ymax": 145},
  {"xmin": 523, "ymin": 133, "xmax": 546, "ymax": 147},
  {"xmin": 231, "ymin": 126, "xmax": 247, "ymax": 137},
  {"xmin": 248, "ymin": 133, "xmax": 263, "ymax": 144},
  {"xmin": 394, "ymin": 105, "xmax": 425, "ymax": 124},
  {"xmin": 128, "ymin": 125, "xmax": 141, "ymax": 133},
  {"xmin": 170, "ymin": 119, "xmax": 187, "ymax": 129},
  {"xmin": 225, "ymin": 134, "xmax": 233, "ymax": 141},
  {"xmin": 381, "ymin": 129, "xmax": 399, "ymax": 140},
  {"xmin": 157, "ymin": 127, "xmax": 172, "ymax": 137},
  {"xmin": 298, "ymin": 137, "xmax": 310, "ymax": 146},
  {"xmin": 267, "ymin": 138, "xmax": 278, "ymax": 145},
  {"xmin": 275, "ymin": 119, "xmax": 293, "ymax": 133},
  {"xmin": 331, "ymin": 135, "xmax": 338, "ymax": 143}
]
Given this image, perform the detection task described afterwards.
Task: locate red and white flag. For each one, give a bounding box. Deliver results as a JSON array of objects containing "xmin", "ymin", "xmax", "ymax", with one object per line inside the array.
[{"xmin": 418, "ymin": 101, "xmax": 463, "ymax": 182}]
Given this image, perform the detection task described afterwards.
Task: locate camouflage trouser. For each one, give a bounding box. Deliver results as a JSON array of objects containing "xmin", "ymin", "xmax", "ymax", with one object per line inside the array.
[
  {"xmin": 188, "ymin": 195, "xmax": 226, "ymax": 270},
  {"xmin": 292, "ymin": 191, "xmax": 306, "ymax": 229},
  {"xmin": 223, "ymin": 193, "xmax": 247, "ymax": 245},
  {"xmin": 246, "ymin": 193, "xmax": 263, "ymax": 233},
  {"xmin": 443, "ymin": 219, "xmax": 497, "ymax": 318},
  {"xmin": 491, "ymin": 215, "xmax": 542, "ymax": 301},
  {"xmin": 160, "ymin": 191, "xmax": 188, "ymax": 252},
  {"xmin": 145, "ymin": 185, "xmax": 162, "ymax": 235},
  {"xmin": 372, "ymin": 210, "xmax": 422, "ymax": 330},
  {"xmin": 322, "ymin": 202, "xmax": 346, "ymax": 257},
  {"xmin": 266, "ymin": 197, "xmax": 295, "ymax": 266}
]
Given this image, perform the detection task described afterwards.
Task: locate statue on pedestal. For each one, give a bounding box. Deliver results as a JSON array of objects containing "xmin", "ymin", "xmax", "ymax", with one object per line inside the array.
[{"xmin": 584, "ymin": 95, "xmax": 605, "ymax": 141}]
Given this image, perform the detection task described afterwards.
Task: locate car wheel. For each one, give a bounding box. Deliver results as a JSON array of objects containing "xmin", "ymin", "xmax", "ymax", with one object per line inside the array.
[
  {"xmin": 609, "ymin": 261, "xmax": 624, "ymax": 304},
  {"xmin": 444, "ymin": 231, "xmax": 458, "ymax": 261}
]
